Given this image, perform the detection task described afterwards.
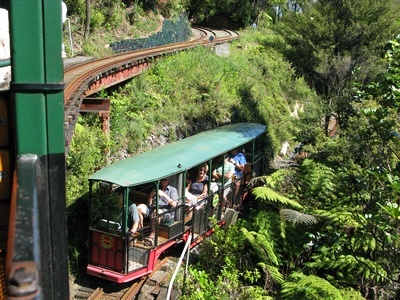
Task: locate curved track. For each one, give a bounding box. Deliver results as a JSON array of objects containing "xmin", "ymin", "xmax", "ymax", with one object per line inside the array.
[{"xmin": 63, "ymin": 28, "xmax": 239, "ymax": 151}]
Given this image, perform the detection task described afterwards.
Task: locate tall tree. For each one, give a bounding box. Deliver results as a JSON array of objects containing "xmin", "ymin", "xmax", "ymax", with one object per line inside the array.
[
  {"xmin": 188, "ymin": 0, "xmax": 286, "ymax": 26},
  {"xmin": 282, "ymin": 34, "xmax": 400, "ymax": 299},
  {"xmin": 274, "ymin": 0, "xmax": 400, "ymax": 134},
  {"xmin": 84, "ymin": 0, "xmax": 90, "ymax": 40}
]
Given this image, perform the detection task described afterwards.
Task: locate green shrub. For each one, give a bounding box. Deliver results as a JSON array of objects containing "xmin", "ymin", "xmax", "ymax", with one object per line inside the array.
[{"xmin": 66, "ymin": 117, "xmax": 107, "ymax": 206}]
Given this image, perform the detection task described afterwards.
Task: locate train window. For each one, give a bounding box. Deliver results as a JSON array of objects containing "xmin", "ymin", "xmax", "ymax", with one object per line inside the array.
[{"xmin": 90, "ymin": 187, "xmax": 121, "ymax": 231}]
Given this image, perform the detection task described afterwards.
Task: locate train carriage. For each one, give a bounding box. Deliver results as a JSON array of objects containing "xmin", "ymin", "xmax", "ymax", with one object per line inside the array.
[{"xmin": 87, "ymin": 122, "xmax": 266, "ymax": 283}]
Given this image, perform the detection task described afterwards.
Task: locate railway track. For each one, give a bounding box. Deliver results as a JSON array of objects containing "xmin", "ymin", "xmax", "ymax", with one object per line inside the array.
[
  {"xmin": 63, "ymin": 28, "xmax": 239, "ymax": 152},
  {"xmin": 73, "ymin": 257, "xmax": 180, "ymax": 299}
]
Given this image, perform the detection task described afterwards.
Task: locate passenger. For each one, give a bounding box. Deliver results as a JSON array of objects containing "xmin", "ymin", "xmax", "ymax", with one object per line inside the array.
[
  {"xmin": 186, "ymin": 163, "xmax": 209, "ymax": 205},
  {"xmin": 185, "ymin": 163, "xmax": 209, "ymax": 221},
  {"xmin": 228, "ymin": 148, "xmax": 247, "ymax": 207},
  {"xmin": 228, "ymin": 148, "xmax": 247, "ymax": 178},
  {"xmin": 137, "ymin": 178, "xmax": 178, "ymax": 246},
  {"xmin": 211, "ymin": 155, "xmax": 235, "ymax": 205},
  {"xmin": 127, "ymin": 201, "xmax": 141, "ymax": 235},
  {"xmin": 116, "ymin": 188, "xmax": 141, "ymax": 235},
  {"xmin": 115, "ymin": 187, "xmax": 140, "ymax": 235}
]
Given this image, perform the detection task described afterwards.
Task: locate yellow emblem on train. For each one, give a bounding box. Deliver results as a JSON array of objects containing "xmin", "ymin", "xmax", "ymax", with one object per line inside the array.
[{"xmin": 100, "ymin": 234, "xmax": 114, "ymax": 249}]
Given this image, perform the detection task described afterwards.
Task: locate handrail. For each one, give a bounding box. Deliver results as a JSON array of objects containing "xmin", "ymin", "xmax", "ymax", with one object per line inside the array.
[{"xmin": 166, "ymin": 235, "xmax": 192, "ymax": 300}]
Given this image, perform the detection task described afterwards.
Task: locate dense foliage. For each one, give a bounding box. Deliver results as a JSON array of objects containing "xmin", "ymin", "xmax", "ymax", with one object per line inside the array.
[
  {"xmin": 274, "ymin": 0, "xmax": 400, "ymax": 135},
  {"xmin": 176, "ymin": 1, "xmax": 400, "ymax": 299}
]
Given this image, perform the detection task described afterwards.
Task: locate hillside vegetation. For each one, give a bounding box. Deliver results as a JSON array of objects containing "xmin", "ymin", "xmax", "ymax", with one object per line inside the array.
[{"xmin": 66, "ymin": 1, "xmax": 400, "ymax": 298}]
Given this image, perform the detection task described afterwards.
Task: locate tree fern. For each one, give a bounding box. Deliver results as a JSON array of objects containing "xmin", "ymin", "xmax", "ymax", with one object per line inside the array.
[
  {"xmin": 241, "ymin": 227, "xmax": 279, "ymax": 266},
  {"xmin": 300, "ymin": 159, "xmax": 337, "ymax": 207},
  {"xmin": 281, "ymin": 272, "xmax": 343, "ymax": 300},
  {"xmin": 252, "ymin": 185, "xmax": 303, "ymax": 210},
  {"xmin": 339, "ymin": 288, "xmax": 364, "ymax": 300},
  {"xmin": 307, "ymin": 204, "xmax": 400, "ymax": 297},
  {"xmin": 257, "ymin": 262, "xmax": 284, "ymax": 286},
  {"xmin": 280, "ymin": 209, "xmax": 318, "ymax": 227},
  {"xmin": 313, "ymin": 209, "xmax": 360, "ymax": 229}
]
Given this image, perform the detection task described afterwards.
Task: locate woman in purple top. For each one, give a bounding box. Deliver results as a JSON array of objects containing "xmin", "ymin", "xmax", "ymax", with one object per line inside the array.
[
  {"xmin": 186, "ymin": 164, "xmax": 209, "ymax": 202},
  {"xmin": 185, "ymin": 163, "xmax": 209, "ymax": 220}
]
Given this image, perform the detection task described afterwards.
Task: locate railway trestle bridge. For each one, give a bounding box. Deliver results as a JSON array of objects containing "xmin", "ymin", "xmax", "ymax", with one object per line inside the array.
[{"xmin": 63, "ymin": 28, "xmax": 238, "ymax": 153}]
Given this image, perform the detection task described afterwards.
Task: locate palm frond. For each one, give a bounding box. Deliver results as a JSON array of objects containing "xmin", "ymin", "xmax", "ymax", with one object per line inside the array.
[{"xmin": 280, "ymin": 208, "xmax": 318, "ymax": 227}]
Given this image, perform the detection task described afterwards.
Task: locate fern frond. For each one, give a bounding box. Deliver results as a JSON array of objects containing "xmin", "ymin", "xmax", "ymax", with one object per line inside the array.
[
  {"xmin": 350, "ymin": 235, "xmax": 377, "ymax": 253},
  {"xmin": 254, "ymin": 210, "xmax": 282, "ymax": 238},
  {"xmin": 338, "ymin": 287, "xmax": 364, "ymax": 300},
  {"xmin": 300, "ymin": 159, "xmax": 337, "ymax": 202},
  {"xmin": 280, "ymin": 208, "xmax": 318, "ymax": 227},
  {"xmin": 281, "ymin": 272, "xmax": 343, "ymax": 300},
  {"xmin": 241, "ymin": 227, "xmax": 278, "ymax": 265},
  {"xmin": 247, "ymin": 176, "xmax": 267, "ymax": 188},
  {"xmin": 253, "ymin": 186, "xmax": 303, "ymax": 209},
  {"xmin": 265, "ymin": 170, "xmax": 293, "ymax": 189},
  {"xmin": 313, "ymin": 209, "xmax": 360, "ymax": 228},
  {"xmin": 329, "ymin": 255, "xmax": 388, "ymax": 282},
  {"xmin": 240, "ymin": 227, "xmax": 284, "ymax": 284},
  {"xmin": 257, "ymin": 262, "xmax": 284, "ymax": 284}
]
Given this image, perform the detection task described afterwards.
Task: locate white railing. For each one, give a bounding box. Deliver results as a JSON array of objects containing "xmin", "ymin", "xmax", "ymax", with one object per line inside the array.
[{"xmin": 166, "ymin": 235, "xmax": 191, "ymax": 299}]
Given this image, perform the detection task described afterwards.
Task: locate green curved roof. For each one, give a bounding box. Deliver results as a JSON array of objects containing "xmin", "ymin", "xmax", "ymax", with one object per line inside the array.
[{"xmin": 89, "ymin": 123, "xmax": 266, "ymax": 187}]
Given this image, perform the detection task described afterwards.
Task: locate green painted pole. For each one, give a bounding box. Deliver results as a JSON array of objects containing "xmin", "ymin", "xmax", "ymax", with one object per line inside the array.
[{"xmin": 8, "ymin": 0, "xmax": 68, "ymax": 298}]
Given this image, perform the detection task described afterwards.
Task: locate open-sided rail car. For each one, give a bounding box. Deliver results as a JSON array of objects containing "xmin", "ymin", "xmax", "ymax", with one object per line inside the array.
[{"xmin": 87, "ymin": 122, "xmax": 266, "ymax": 283}]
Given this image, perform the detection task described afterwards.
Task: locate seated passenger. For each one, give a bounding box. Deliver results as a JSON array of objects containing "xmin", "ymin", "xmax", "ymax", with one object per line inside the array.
[
  {"xmin": 116, "ymin": 188, "xmax": 141, "ymax": 235},
  {"xmin": 185, "ymin": 163, "xmax": 209, "ymax": 206},
  {"xmin": 228, "ymin": 148, "xmax": 247, "ymax": 207},
  {"xmin": 127, "ymin": 201, "xmax": 141, "ymax": 235},
  {"xmin": 137, "ymin": 178, "xmax": 178, "ymax": 246},
  {"xmin": 185, "ymin": 164, "xmax": 209, "ymax": 221},
  {"xmin": 211, "ymin": 154, "xmax": 234, "ymax": 205}
]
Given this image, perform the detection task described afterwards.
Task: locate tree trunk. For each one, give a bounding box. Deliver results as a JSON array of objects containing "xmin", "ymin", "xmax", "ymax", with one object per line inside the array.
[{"xmin": 84, "ymin": 0, "xmax": 90, "ymax": 40}]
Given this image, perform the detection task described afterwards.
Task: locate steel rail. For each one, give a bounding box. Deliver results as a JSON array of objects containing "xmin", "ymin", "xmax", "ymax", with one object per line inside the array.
[
  {"xmin": 88, "ymin": 287, "xmax": 104, "ymax": 299},
  {"xmin": 80, "ymin": 257, "xmax": 170, "ymax": 299}
]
